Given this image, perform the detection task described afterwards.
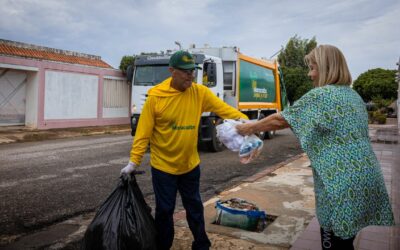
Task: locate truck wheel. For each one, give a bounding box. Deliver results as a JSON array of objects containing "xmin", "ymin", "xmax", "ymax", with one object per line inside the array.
[
  {"xmin": 257, "ymin": 114, "xmax": 266, "ymax": 140},
  {"xmin": 207, "ymin": 119, "xmax": 225, "ymax": 152},
  {"xmin": 265, "ymin": 130, "xmax": 275, "ymax": 139},
  {"xmin": 130, "ymin": 116, "xmax": 138, "ymax": 137}
]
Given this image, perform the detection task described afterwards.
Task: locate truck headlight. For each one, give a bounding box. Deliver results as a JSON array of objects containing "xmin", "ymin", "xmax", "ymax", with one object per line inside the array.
[{"xmin": 131, "ymin": 104, "xmax": 137, "ymax": 113}]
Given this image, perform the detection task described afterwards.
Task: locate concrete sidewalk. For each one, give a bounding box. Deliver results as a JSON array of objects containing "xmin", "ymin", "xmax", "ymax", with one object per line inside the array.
[
  {"xmin": 173, "ymin": 154, "xmax": 314, "ymax": 250},
  {"xmin": 0, "ymin": 124, "xmax": 131, "ymax": 144}
]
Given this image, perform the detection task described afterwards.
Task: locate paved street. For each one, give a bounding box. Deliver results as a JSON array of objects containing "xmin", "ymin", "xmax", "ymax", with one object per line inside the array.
[{"xmin": 0, "ymin": 129, "xmax": 302, "ymax": 242}]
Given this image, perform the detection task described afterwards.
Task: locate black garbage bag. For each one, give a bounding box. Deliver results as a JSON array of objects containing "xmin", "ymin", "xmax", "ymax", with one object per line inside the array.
[{"xmin": 81, "ymin": 174, "xmax": 157, "ymax": 250}]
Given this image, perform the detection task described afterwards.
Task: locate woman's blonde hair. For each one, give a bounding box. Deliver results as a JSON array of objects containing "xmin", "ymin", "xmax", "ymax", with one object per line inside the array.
[{"xmin": 305, "ymin": 44, "xmax": 352, "ymax": 87}]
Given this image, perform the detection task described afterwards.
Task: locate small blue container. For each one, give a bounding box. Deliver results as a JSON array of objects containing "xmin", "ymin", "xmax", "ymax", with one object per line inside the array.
[{"xmin": 215, "ymin": 198, "xmax": 266, "ymax": 231}]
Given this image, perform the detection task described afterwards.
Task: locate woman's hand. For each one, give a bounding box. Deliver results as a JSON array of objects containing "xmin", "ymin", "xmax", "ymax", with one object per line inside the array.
[
  {"xmin": 236, "ymin": 123, "xmax": 254, "ymax": 136},
  {"xmin": 236, "ymin": 113, "xmax": 290, "ymax": 136}
]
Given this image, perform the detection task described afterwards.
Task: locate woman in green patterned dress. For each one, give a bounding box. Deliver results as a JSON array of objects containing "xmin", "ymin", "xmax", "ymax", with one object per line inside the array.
[{"xmin": 236, "ymin": 44, "xmax": 394, "ymax": 250}]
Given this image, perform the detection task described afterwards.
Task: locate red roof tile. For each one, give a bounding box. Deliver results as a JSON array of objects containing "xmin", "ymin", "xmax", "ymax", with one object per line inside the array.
[{"xmin": 0, "ymin": 43, "xmax": 113, "ymax": 69}]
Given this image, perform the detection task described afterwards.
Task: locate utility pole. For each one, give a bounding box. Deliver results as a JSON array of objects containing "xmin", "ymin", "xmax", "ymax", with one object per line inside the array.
[
  {"xmin": 396, "ymin": 57, "xmax": 400, "ymax": 82},
  {"xmin": 396, "ymin": 57, "xmax": 400, "ymax": 129},
  {"xmin": 269, "ymin": 48, "xmax": 283, "ymax": 59},
  {"xmin": 175, "ymin": 41, "xmax": 182, "ymax": 50}
]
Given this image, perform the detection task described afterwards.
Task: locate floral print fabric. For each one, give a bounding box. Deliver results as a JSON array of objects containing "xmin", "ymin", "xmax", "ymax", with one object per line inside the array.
[{"xmin": 281, "ymin": 85, "xmax": 394, "ymax": 238}]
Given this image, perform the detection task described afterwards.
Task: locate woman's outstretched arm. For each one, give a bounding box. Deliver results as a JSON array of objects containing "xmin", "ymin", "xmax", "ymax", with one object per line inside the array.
[{"xmin": 236, "ymin": 113, "xmax": 290, "ymax": 136}]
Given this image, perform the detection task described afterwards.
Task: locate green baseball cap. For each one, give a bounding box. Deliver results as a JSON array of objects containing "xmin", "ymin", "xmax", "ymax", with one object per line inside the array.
[{"xmin": 169, "ymin": 50, "xmax": 201, "ymax": 70}]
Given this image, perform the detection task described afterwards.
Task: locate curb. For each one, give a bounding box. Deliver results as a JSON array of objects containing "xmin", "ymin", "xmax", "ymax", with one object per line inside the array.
[
  {"xmin": 243, "ymin": 153, "xmax": 306, "ymax": 182},
  {"xmin": 0, "ymin": 129, "xmax": 131, "ymax": 145}
]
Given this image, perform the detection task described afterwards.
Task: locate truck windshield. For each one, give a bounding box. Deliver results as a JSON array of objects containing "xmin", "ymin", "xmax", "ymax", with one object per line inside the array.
[{"xmin": 134, "ymin": 65, "xmax": 171, "ymax": 86}]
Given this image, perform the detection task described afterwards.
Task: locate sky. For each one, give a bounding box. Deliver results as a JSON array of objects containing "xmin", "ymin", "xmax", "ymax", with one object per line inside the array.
[{"xmin": 0, "ymin": 0, "xmax": 399, "ymax": 79}]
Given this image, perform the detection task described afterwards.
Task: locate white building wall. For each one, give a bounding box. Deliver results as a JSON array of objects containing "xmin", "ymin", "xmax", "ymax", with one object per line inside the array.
[
  {"xmin": 0, "ymin": 68, "xmax": 27, "ymax": 125},
  {"xmin": 44, "ymin": 71, "xmax": 98, "ymax": 119},
  {"xmin": 25, "ymin": 71, "xmax": 39, "ymax": 127},
  {"xmin": 102, "ymin": 76, "xmax": 129, "ymax": 118},
  {"xmin": 397, "ymin": 58, "xmax": 400, "ymax": 131}
]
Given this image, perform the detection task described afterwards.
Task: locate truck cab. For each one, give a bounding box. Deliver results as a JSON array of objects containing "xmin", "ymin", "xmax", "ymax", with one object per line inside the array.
[
  {"xmin": 128, "ymin": 53, "xmax": 226, "ymax": 151},
  {"xmin": 127, "ymin": 47, "xmax": 289, "ymax": 152}
]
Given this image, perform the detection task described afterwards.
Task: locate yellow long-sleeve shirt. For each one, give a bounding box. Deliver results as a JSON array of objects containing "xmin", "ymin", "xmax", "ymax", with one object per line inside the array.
[{"xmin": 130, "ymin": 77, "xmax": 248, "ymax": 175}]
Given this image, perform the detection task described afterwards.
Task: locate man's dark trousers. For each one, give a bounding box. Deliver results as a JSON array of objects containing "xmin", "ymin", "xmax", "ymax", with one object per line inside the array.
[{"xmin": 151, "ymin": 166, "xmax": 211, "ymax": 250}]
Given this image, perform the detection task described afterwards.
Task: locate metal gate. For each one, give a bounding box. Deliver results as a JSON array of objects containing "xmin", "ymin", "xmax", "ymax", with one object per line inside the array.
[{"xmin": 0, "ymin": 68, "xmax": 27, "ymax": 126}]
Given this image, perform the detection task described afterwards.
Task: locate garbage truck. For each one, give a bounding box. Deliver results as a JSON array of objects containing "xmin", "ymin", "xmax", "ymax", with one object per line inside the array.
[{"xmin": 126, "ymin": 46, "xmax": 288, "ymax": 152}]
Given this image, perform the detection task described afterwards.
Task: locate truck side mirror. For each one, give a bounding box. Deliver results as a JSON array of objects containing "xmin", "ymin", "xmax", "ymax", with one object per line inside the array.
[
  {"xmin": 126, "ymin": 65, "xmax": 134, "ymax": 83},
  {"xmin": 205, "ymin": 63, "xmax": 217, "ymax": 87}
]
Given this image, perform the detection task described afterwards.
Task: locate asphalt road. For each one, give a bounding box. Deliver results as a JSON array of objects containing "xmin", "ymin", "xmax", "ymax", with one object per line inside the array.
[{"xmin": 0, "ymin": 129, "xmax": 302, "ymax": 238}]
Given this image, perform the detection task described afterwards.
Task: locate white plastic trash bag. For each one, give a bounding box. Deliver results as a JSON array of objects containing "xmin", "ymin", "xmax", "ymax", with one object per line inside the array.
[
  {"xmin": 239, "ymin": 135, "xmax": 263, "ymax": 164},
  {"xmin": 216, "ymin": 119, "xmax": 244, "ymax": 152},
  {"xmin": 216, "ymin": 119, "xmax": 263, "ymax": 164}
]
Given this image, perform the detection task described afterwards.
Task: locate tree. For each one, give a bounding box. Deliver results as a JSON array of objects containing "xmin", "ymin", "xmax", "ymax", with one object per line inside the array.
[
  {"xmin": 353, "ymin": 68, "xmax": 397, "ymax": 102},
  {"xmin": 119, "ymin": 55, "xmax": 135, "ymax": 74},
  {"xmin": 278, "ymin": 35, "xmax": 316, "ymax": 68},
  {"xmin": 278, "ymin": 35, "xmax": 317, "ymax": 104},
  {"xmin": 281, "ymin": 67, "xmax": 313, "ymax": 103}
]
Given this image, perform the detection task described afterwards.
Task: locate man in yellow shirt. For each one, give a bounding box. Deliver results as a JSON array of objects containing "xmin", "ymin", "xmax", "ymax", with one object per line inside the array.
[{"xmin": 121, "ymin": 50, "xmax": 248, "ymax": 250}]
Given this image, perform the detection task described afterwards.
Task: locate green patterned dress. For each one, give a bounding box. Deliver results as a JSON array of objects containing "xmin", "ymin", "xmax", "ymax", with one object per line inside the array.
[{"xmin": 281, "ymin": 85, "xmax": 394, "ymax": 239}]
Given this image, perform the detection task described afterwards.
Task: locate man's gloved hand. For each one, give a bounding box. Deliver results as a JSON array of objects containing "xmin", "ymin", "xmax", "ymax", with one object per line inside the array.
[{"xmin": 120, "ymin": 162, "xmax": 138, "ymax": 176}]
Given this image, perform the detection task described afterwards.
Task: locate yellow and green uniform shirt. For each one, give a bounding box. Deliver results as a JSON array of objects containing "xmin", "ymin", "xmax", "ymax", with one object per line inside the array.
[{"xmin": 130, "ymin": 77, "xmax": 248, "ymax": 175}]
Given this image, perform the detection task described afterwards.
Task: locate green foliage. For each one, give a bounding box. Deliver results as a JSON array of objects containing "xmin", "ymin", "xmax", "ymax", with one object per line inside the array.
[
  {"xmin": 278, "ymin": 35, "xmax": 317, "ymax": 68},
  {"xmin": 375, "ymin": 114, "xmax": 387, "ymax": 124},
  {"xmin": 353, "ymin": 68, "xmax": 397, "ymax": 102},
  {"xmin": 278, "ymin": 35, "xmax": 317, "ymax": 103},
  {"xmin": 281, "ymin": 67, "xmax": 313, "ymax": 103},
  {"xmin": 119, "ymin": 55, "xmax": 135, "ymax": 74},
  {"xmin": 371, "ymin": 96, "xmax": 394, "ymax": 110},
  {"xmin": 367, "ymin": 111, "xmax": 374, "ymax": 123},
  {"xmin": 370, "ymin": 111, "xmax": 387, "ymax": 124}
]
